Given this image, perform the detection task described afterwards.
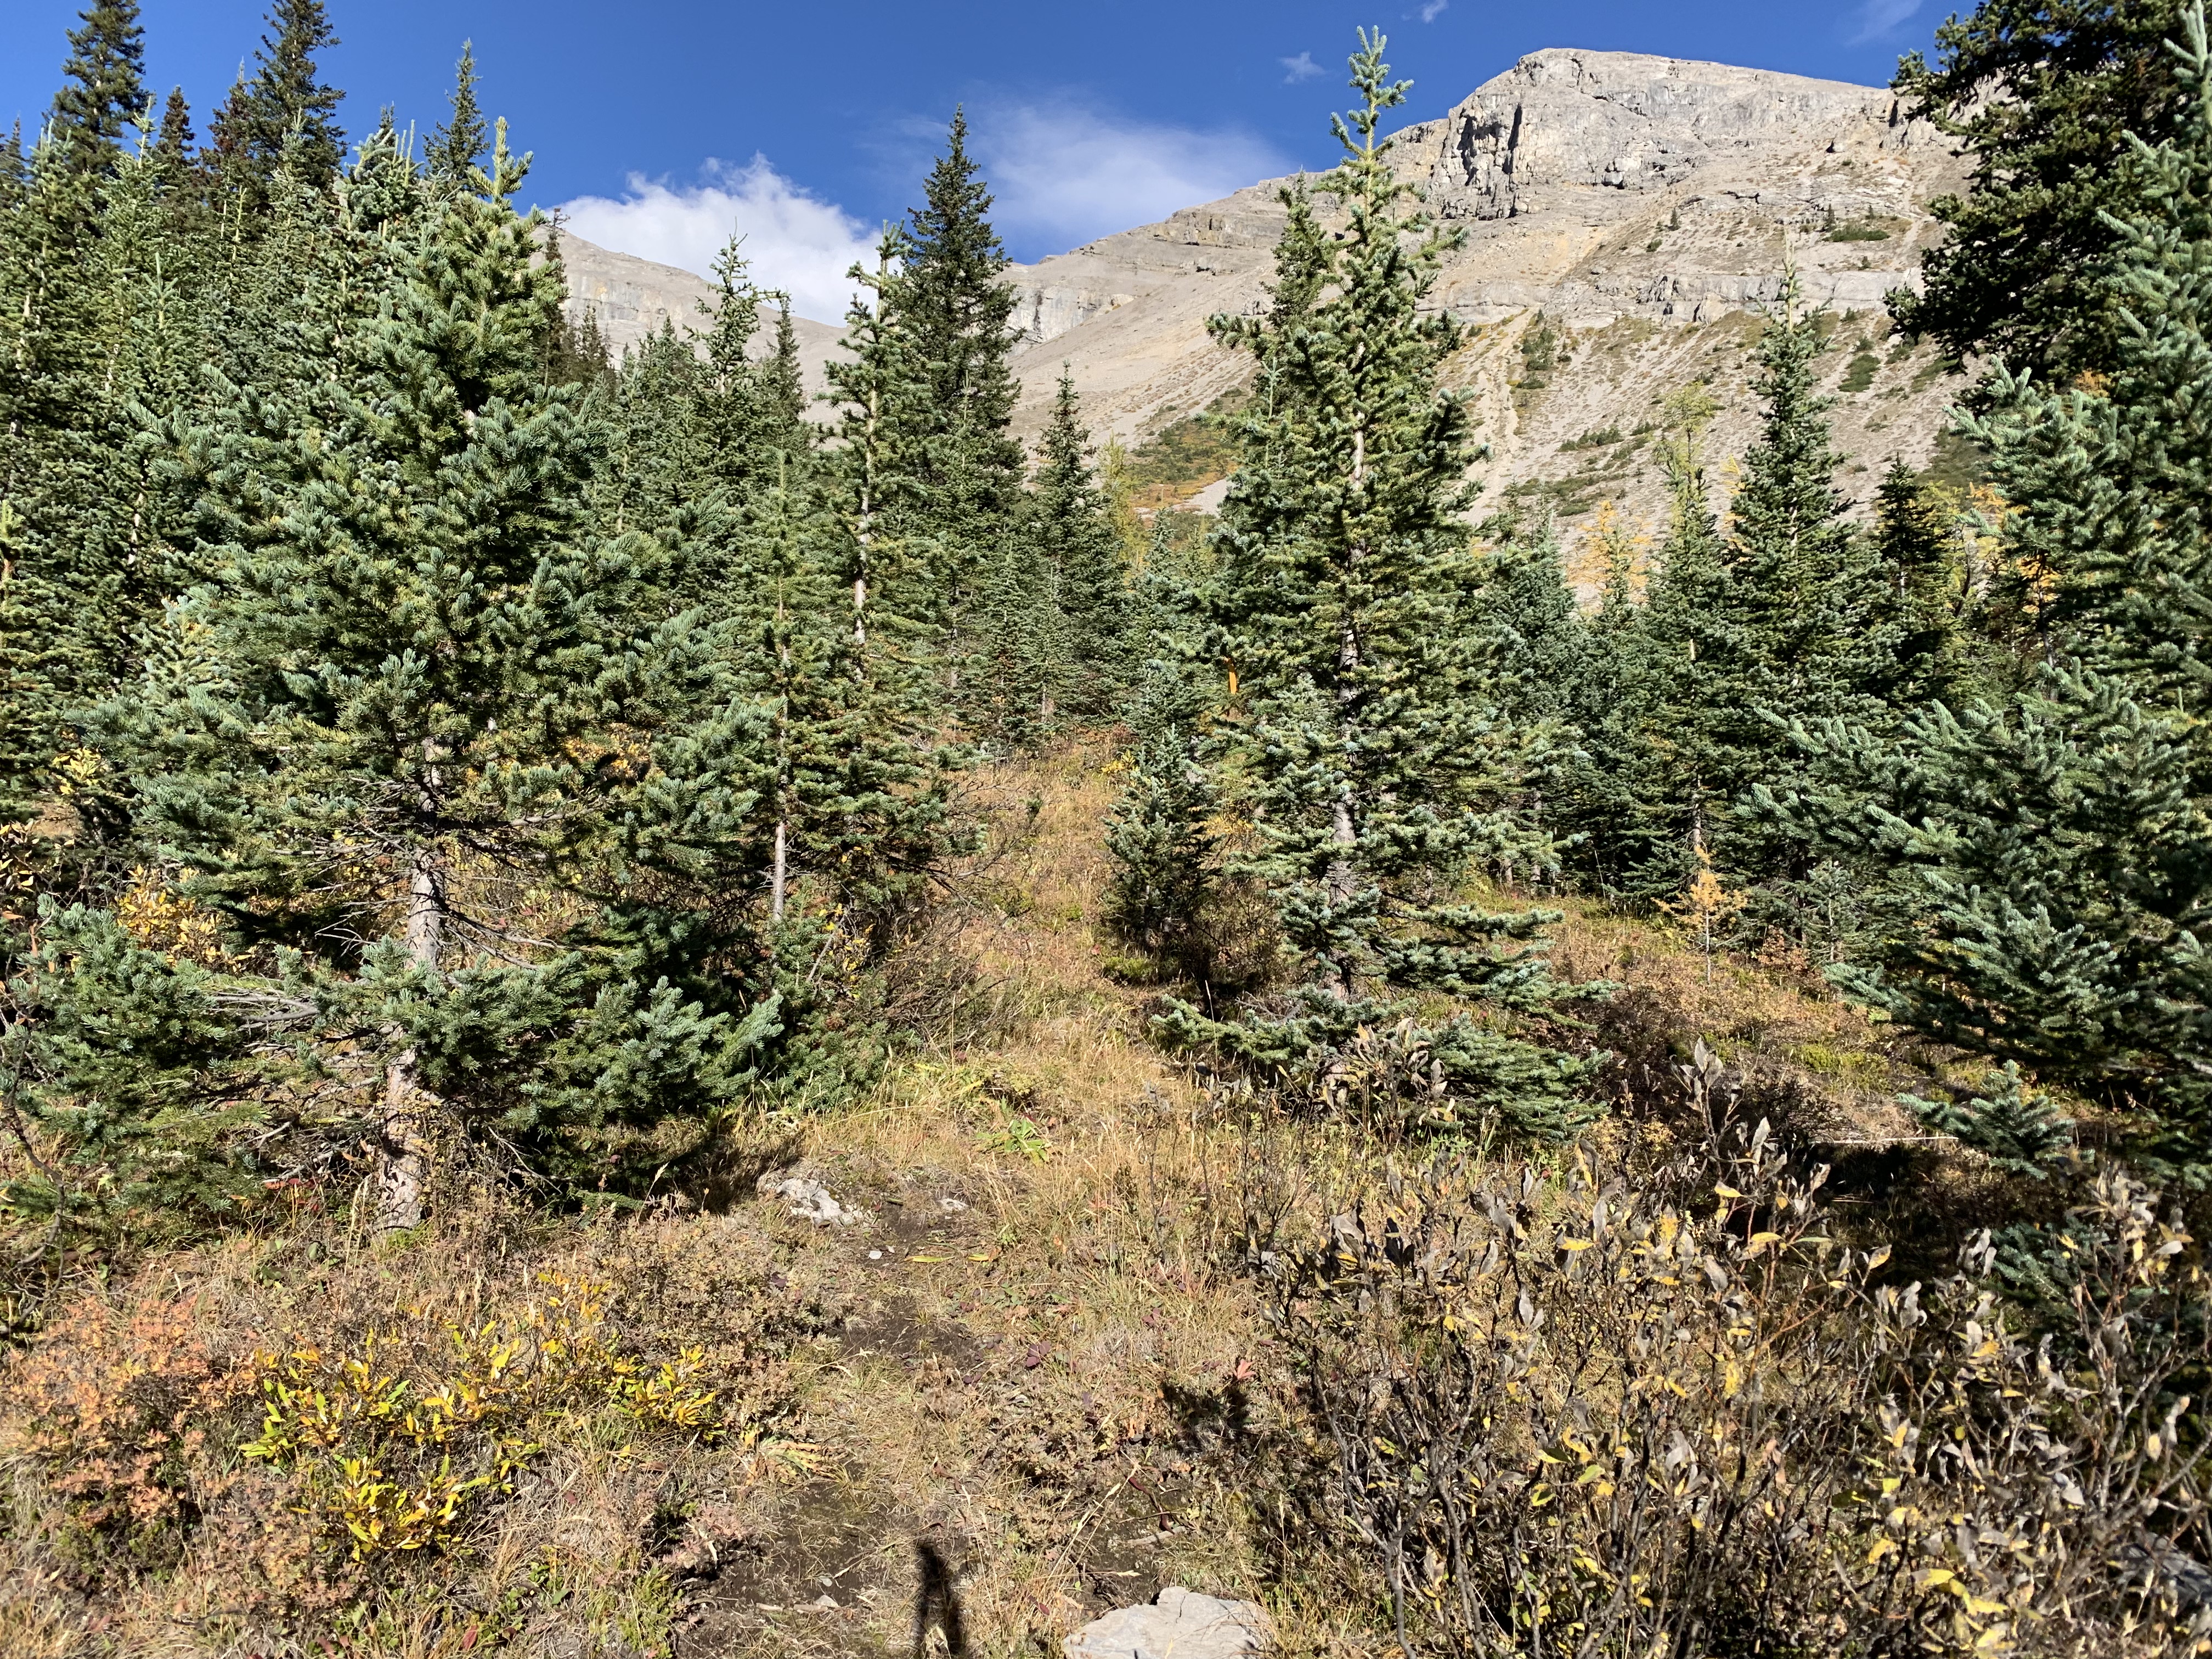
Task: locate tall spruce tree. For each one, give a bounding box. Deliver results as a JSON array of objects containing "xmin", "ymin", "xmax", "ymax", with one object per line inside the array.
[
  {"xmin": 1782, "ymin": 3, "xmax": 2212, "ymax": 1176},
  {"xmin": 47, "ymin": 0, "xmax": 150, "ymax": 177},
  {"xmin": 153, "ymin": 87, "xmax": 194, "ymax": 176},
  {"xmin": 427, "ymin": 42, "xmax": 487, "ymax": 189},
  {"xmin": 1602, "ymin": 391, "xmax": 1728, "ymax": 893},
  {"xmin": 1621, "ymin": 289, "xmax": 1872, "ymax": 913},
  {"xmin": 761, "ymin": 295, "xmax": 807, "ymax": 438},
  {"xmin": 1103, "ymin": 516, "xmax": 1225, "ymax": 979},
  {"xmin": 900, "ymin": 111, "xmax": 1025, "ymax": 682},
  {"xmin": 691, "ymin": 236, "xmax": 805, "ymax": 517},
  {"xmin": 0, "ymin": 134, "xmax": 114, "ymax": 823},
  {"xmin": 1028, "ymin": 370, "xmax": 1131, "ymax": 717},
  {"xmin": 35, "ymin": 125, "xmax": 781, "ymax": 1231},
  {"xmin": 812, "ymin": 230, "xmax": 958, "ymax": 924},
  {"xmin": 242, "ymin": 0, "xmax": 345, "ymax": 191},
  {"xmin": 1160, "ymin": 35, "xmax": 1595, "ymax": 1136},
  {"xmin": 1858, "ymin": 461, "xmax": 1968, "ymax": 709}
]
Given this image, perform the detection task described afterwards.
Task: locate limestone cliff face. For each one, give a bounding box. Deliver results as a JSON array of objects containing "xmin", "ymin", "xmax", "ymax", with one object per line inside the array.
[
  {"xmin": 1424, "ymin": 49, "xmax": 1903, "ymax": 219},
  {"xmin": 1002, "ymin": 48, "xmax": 1974, "ymax": 573},
  {"xmin": 560, "ymin": 47, "xmax": 1975, "ymax": 565}
]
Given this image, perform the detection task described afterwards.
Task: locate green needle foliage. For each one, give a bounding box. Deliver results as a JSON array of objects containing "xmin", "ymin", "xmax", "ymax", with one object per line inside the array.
[
  {"xmin": 47, "ymin": 0, "xmax": 150, "ymax": 178},
  {"xmin": 1905, "ymin": 1063, "xmax": 2079, "ymax": 1179},
  {"xmin": 1895, "ymin": 0, "xmax": 2196, "ymax": 381},
  {"xmin": 811, "ymin": 229, "xmax": 962, "ymax": 929},
  {"xmin": 1158, "ymin": 33, "xmax": 1599, "ymax": 1138},
  {"xmin": 240, "ymin": 0, "xmax": 346, "ymax": 192},
  {"xmin": 1628, "ymin": 284, "xmax": 1864, "ymax": 891},
  {"xmin": 20, "ymin": 127, "xmax": 783, "ymax": 1234},
  {"xmin": 1784, "ymin": 3, "xmax": 2212, "ymax": 1178},
  {"xmin": 900, "ymin": 111, "xmax": 1026, "ymax": 693},
  {"xmin": 426, "ymin": 40, "xmax": 486, "ymax": 190},
  {"xmin": 1027, "ymin": 370, "xmax": 1133, "ymax": 719}
]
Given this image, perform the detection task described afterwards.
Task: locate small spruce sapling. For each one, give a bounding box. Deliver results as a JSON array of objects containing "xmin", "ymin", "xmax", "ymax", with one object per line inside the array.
[{"xmin": 1904, "ymin": 1063, "xmax": 2077, "ymax": 1179}]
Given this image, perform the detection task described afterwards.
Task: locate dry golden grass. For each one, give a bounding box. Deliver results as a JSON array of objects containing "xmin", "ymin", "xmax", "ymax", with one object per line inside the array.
[
  {"xmin": 0, "ymin": 742, "xmax": 1957, "ymax": 1657},
  {"xmin": 1544, "ymin": 891, "xmax": 1936, "ymax": 1145}
]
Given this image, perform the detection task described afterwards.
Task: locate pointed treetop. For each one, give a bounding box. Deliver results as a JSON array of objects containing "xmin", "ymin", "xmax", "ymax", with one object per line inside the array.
[
  {"xmin": 205, "ymin": 67, "xmax": 251, "ymax": 170},
  {"xmin": 48, "ymin": 0, "xmax": 150, "ymax": 175},
  {"xmin": 245, "ymin": 0, "xmax": 345, "ymax": 187},
  {"xmin": 429, "ymin": 41, "xmax": 487, "ymax": 187},
  {"xmin": 1334, "ymin": 28, "xmax": 1410, "ymax": 156},
  {"xmin": 909, "ymin": 106, "xmax": 1009, "ymax": 285},
  {"xmin": 154, "ymin": 86, "xmax": 194, "ymax": 165},
  {"xmin": 1729, "ymin": 266, "xmax": 1852, "ymax": 578},
  {"xmin": 765, "ymin": 294, "xmax": 806, "ymax": 435}
]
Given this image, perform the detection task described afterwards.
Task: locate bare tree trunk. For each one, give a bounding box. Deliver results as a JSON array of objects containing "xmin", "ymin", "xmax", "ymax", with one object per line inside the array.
[
  {"xmin": 771, "ymin": 817, "xmax": 789, "ymax": 924},
  {"xmin": 377, "ymin": 847, "xmax": 442, "ymax": 1233}
]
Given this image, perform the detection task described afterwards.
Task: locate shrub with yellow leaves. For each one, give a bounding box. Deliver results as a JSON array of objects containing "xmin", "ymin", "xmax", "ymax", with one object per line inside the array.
[
  {"xmin": 114, "ymin": 865, "xmax": 231, "ymax": 966},
  {"xmin": 244, "ymin": 1271, "xmax": 730, "ymax": 1562},
  {"xmin": 1272, "ymin": 1045, "xmax": 2212, "ymax": 1657},
  {"xmin": 1656, "ymin": 844, "xmax": 1748, "ymax": 982}
]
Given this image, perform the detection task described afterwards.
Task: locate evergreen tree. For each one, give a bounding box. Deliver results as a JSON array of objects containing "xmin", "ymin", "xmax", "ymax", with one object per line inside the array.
[
  {"xmin": 0, "ymin": 136, "xmax": 114, "ymax": 822},
  {"xmin": 968, "ymin": 530, "xmax": 1062, "ymax": 749},
  {"xmin": 1605, "ymin": 390, "xmax": 1729, "ymax": 894},
  {"xmin": 152, "ymin": 87, "xmax": 195, "ymax": 183},
  {"xmin": 812, "ymin": 230, "xmax": 959, "ymax": 924},
  {"xmin": 1160, "ymin": 35, "xmax": 1595, "ymax": 1136},
  {"xmin": 1104, "ymin": 712, "xmax": 1221, "ymax": 975},
  {"xmin": 1782, "ymin": 4, "xmax": 2212, "ymax": 1176},
  {"xmin": 1476, "ymin": 510, "xmax": 1583, "ymax": 731},
  {"xmin": 899, "ymin": 111, "xmax": 1025, "ymax": 682},
  {"xmin": 1858, "ymin": 461, "xmax": 1968, "ymax": 709},
  {"xmin": 39, "ymin": 125, "xmax": 780, "ymax": 1232},
  {"xmin": 1105, "ymin": 520, "xmax": 1229, "ymax": 981},
  {"xmin": 427, "ymin": 42, "xmax": 487, "ymax": 189},
  {"xmin": 1028, "ymin": 370, "xmax": 1132, "ymax": 717},
  {"xmin": 691, "ymin": 236, "xmax": 796, "ymax": 514},
  {"xmin": 1474, "ymin": 512, "xmax": 1599, "ymax": 887},
  {"xmin": 1620, "ymin": 291, "xmax": 1872, "ymax": 915},
  {"xmin": 204, "ymin": 70, "xmax": 253, "ymax": 185},
  {"xmin": 1894, "ymin": 0, "xmax": 2194, "ymax": 381},
  {"xmin": 242, "ymin": 0, "xmax": 345, "ymax": 191},
  {"xmin": 599, "ymin": 321, "xmax": 703, "ymax": 546},
  {"xmin": 47, "ymin": 0, "xmax": 150, "ymax": 177},
  {"xmin": 1548, "ymin": 505, "xmax": 1651, "ymax": 895},
  {"xmin": 762, "ymin": 294, "xmax": 807, "ymax": 438},
  {"xmin": 1904, "ymin": 1063, "xmax": 2078, "ymax": 1179}
]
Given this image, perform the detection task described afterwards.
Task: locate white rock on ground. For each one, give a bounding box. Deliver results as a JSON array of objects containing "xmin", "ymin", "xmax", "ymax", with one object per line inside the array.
[
  {"xmin": 1063, "ymin": 1587, "xmax": 1275, "ymax": 1658},
  {"xmin": 755, "ymin": 1172, "xmax": 867, "ymax": 1226}
]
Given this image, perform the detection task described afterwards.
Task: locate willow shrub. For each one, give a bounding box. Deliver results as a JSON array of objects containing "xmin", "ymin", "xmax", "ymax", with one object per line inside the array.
[{"xmin": 1273, "ymin": 1048, "xmax": 2212, "ymax": 1657}]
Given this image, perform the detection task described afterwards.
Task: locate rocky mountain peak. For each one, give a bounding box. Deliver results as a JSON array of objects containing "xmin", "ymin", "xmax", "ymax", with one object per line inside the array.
[
  {"xmin": 1413, "ymin": 48, "xmax": 1906, "ymax": 219},
  {"xmin": 557, "ymin": 48, "xmax": 1973, "ymax": 565}
]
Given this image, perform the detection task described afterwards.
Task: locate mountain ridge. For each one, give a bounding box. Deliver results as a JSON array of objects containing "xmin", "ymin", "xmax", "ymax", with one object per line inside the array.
[{"xmin": 560, "ymin": 47, "xmax": 1976, "ymax": 558}]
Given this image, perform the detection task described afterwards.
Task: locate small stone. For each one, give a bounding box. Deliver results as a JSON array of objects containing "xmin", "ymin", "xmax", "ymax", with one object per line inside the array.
[
  {"xmin": 868, "ymin": 1250, "xmax": 883, "ymax": 1260},
  {"xmin": 755, "ymin": 1171, "xmax": 867, "ymax": 1226},
  {"xmin": 810, "ymin": 1593, "xmax": 839, "ymax": 1611},
  {"xmin": 939, "ymin": 1197, "xmax": 968, "ymax": 1212},
  {"xmin": 1063, "ymin": 1587, "xmax": 1274, "ymax": 1659}
]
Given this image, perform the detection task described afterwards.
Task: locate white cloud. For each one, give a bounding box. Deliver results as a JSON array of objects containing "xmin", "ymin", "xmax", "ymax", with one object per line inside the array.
[
  {"xmin": 1848, "ymin": 0, "xmax": 1923, "ymax": 42},
  {"xmin": 556, "ymin": 156, "xmax": 878, "ymax": 324},
  {"xmin": 1419, "ymin": 0, "xmax": 1449, "ymax": 22},
  {"xmin": 968, "ymin": 104, "xmax": 1293, "ymax": 252},
  {"xmin": 1280, "ymin": 52, "xmax": 1323, "ymax": 83}
]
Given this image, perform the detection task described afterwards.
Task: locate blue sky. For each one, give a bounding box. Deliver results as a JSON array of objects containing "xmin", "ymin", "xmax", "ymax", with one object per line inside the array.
[{"xmin": 2, "ymin": 0, "xmax": 1948, "ymax": 319}]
